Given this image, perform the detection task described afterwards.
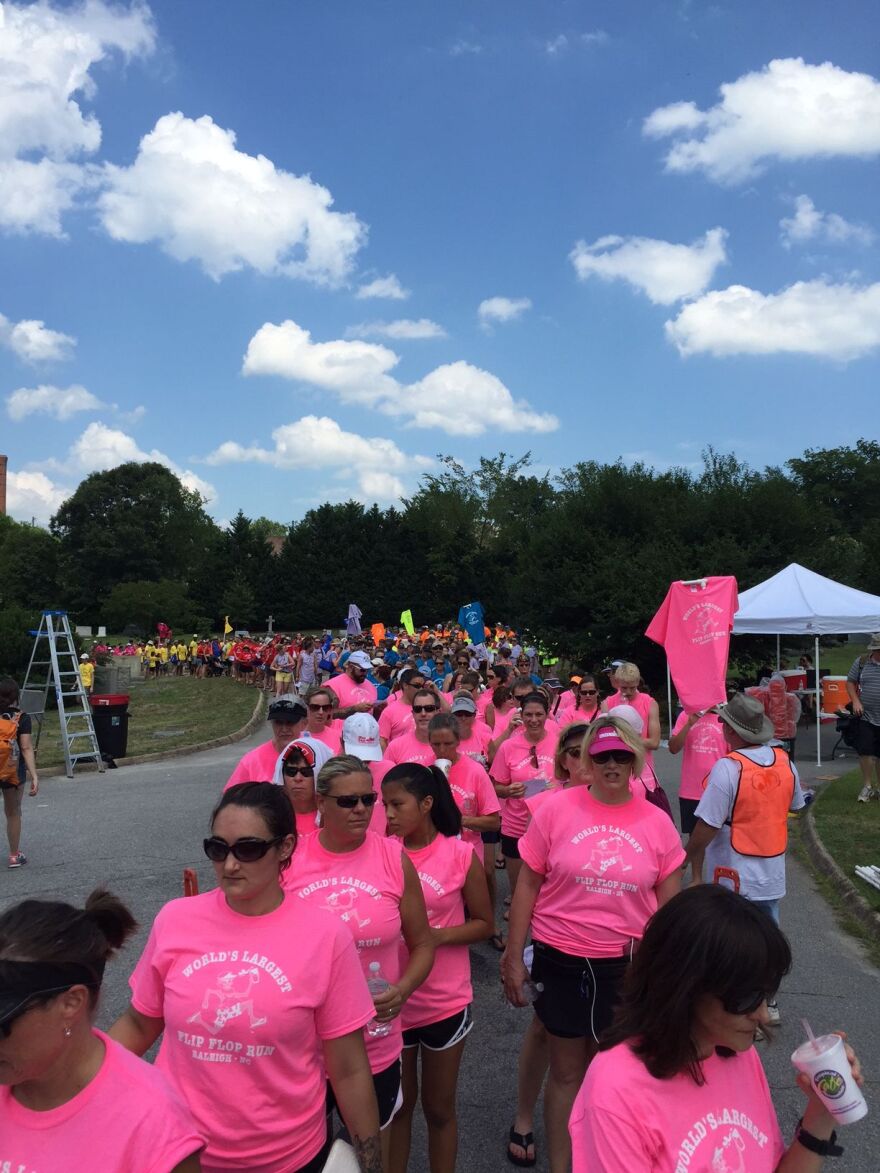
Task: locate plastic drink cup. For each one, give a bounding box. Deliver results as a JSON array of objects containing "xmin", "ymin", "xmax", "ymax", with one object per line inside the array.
[
  {"xmin": 791, "ymin": 1034, "xmax": 868, "ymax": 1124},
  {"xmin": 434, "ymin": 758, "xmax": 452, "ymax": 777}
]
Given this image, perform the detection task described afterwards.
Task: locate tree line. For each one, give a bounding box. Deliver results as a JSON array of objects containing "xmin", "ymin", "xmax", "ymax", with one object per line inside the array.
[{"xmin": 1, "ymin": 439, "xmax": 877, "ymax": 681}]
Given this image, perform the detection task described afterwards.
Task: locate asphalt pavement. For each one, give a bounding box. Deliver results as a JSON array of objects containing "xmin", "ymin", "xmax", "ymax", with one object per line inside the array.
[{"xmin": 3, "ymin": 717, "xmax": 877, "ymax": 1171}]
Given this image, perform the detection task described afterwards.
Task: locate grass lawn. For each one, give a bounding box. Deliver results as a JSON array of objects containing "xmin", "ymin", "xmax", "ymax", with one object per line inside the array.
[
  {"xmin": 809, "ymin": 769, "xmax": 880, "ymax": 914},
  {"xmin": 35, "ymin": 676, "xmax": 262, "ymax": 769}
]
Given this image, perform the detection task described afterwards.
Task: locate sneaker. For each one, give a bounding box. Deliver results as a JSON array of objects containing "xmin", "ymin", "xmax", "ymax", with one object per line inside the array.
[
  {"xmin": 7, "ymin": 851, "xmax": 27, "ymax": 868},
  {"xmin": 857, "ymin": 785, "xmax": 873, "ymax": 803},
  {"xmin": 765, "ymin": 1000, "xmax": 781, "ymax": 1026}
]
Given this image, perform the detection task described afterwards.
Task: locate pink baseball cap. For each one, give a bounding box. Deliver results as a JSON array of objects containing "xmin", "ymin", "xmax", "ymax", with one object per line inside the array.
[{"xmin": 587, "ymin": 724, "xmax": 633, "ymax": 756}]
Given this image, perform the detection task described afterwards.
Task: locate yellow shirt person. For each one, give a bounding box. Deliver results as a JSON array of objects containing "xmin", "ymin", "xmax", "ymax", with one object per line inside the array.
[{"xmin": 79, "ymin": 657, "xmax": 95, "ymax": 693}]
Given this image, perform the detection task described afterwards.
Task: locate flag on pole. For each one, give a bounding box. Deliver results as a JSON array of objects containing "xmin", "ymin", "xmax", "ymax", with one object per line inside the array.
[
  {"xmin": 457, "ymin": 601, "xmax": 485, "ymax": 647},
  {"xmin": 346, "ymin": 603, "xmax": 363, "ymax": 636},
  {"xmin": 223, "ymin": 616, "xmax": 233, "ymax": 635},
  {"xmin": 400, "ymin": 609, "xmax": 415, "ymax": 636}
]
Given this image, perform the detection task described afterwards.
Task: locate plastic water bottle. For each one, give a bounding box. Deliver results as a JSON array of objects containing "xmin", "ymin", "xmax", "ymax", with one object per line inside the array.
[
  {"xmin": 522, "ymin": 980, "xmax": 544, "ymax": 1004},
  {"xmin": 366, "ymin": 962, "xmax": 392, "ymax": 1038}
]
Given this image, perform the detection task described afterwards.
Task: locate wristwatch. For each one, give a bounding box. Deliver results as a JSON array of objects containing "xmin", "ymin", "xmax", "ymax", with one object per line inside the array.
[{"xmin": 795, "ymin": 1118, "xmax": 843, "ymax": 1157}]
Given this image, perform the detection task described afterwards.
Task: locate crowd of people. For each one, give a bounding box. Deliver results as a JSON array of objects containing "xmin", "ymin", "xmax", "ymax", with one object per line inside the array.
[{"xmin": 2, "ymin": 625, "xmax": 875, "ymax": 1172}]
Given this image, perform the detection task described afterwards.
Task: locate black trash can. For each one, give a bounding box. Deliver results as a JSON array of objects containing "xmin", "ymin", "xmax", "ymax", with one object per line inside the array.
[{"xmin": 89, "ymin": 693, "xmax": 130, "ymax": 758}]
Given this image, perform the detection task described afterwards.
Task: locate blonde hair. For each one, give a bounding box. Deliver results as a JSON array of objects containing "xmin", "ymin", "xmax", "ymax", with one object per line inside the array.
[
  {"xmin": 582, "ymin": 715, "xmax": 645, "ymax": 778},
  {"xmin": 315, "ymin": 754, "xmax": 371, "ymax": 796},
  {"xmin": 305, "ymin": 684, "xmax": 338, "ymax": 708},
  {"xmin": 613, "ymin": 661, "xmax": 640, "ymax": 687}
]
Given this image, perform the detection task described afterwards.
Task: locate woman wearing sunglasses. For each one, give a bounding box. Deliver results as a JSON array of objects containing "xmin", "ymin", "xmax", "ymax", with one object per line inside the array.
[
  {"xmin": 478, "ymin": 664, "xmax": 508, "ymax": 720},
  {"xmin": 270, "ymin": 735, "xmax": 333, "ymax": 836},
  {"xmin": 571, "ymin": 885, "xmax": 863, "ymax": 1172},
  {"xmin": 502, "ymin": 717, "xmax": 685, "ymax": 1173},
  {"xmin": 303, "ymin": 684, "xmax": 344, "ymax": 752},
  {"xmin": 111, "ymin": 783, "xmax": 382, "ymax": 1173},
  {"xmin": 382, "ymin": 763, "xmax": 493, "ymax": 1173},
  {"xmin": 1, "ymin": 889, "xmax": 202, "ymax": 1171},
  {"xmin": 571, "ymin": 674, "xmax": 606, "ymax": 722},
  {"xmin": 383, "ymin": 689, "xmax": 442, "ymax": 768},
  {"xmin": 285, "ymin": 756, "xmax": 434, "ymax": 1170}
]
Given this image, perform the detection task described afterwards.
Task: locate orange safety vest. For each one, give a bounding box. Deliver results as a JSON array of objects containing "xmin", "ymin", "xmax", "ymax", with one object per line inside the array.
[{"xmin": 725, "ymin": 748, "xmax": 795, "ymax": 858}]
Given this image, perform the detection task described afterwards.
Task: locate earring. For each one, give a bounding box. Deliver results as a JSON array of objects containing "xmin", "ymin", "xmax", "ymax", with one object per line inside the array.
[{"xmin": 63, "ymin": 1026, "xmax": 72, "ymax": 1038}]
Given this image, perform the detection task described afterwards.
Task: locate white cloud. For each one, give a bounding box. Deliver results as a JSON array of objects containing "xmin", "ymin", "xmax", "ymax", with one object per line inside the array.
[
  {"xmin": 450, "ymin": 39, "xmax": 482, "ymax": 56},
  {"xmin": 780, "ymin": 194, "xmax": 875, "ymax": 249},
  {"xmin": 403, "ymin": 362, "xmax": 558, "ymax": 435},
  {"xmin": 0, "ymin": 0, "xmax": 155, "ymax": 234},
  {"xmin": 355, "ymin": 274, "xmax": 410, "ymax": 300},
  {"xmin": 477, "ymin": 296, "xmax": 532, "ymax": 326},
  {"xmin": 346, "ymin": 318, "xmax": 447, "ymax": 340},
  {"xmin": 242, "ymin": 318, "xmax": 557, "ymax": 435},
  {"xmin": 6, "ymin": 384, "xmax": 102, "ymax": 421},
  {"xmin": 5, "ymin": 470, "xmax": 72, "ymax": 524},
  {"xmin": 0, "ymin": 313, "xmax": 76, "ymax": 363},
  {"xmin": 581, "ymin": 30, "xmax": 609, "ymax": 46},
  {"xmin": 204, "ymin": 415, "xmax": 430, "ymax": 502},
  {"xmin": 643, "ymin": 58, "xmax": 880, "ymax": 184},
  {"xmin": 665, "ymin": 279, "xmax": 880, "ymax": 360},
  {"xmin": 97, "ymin": 112, "xmax": 366, "ymax": 283},
  {"xmin": 68, "ymin": 421, "xmax": 216, "ymax": 500},
  {"xmin": 570, "ymin": 228, "xmax": 728, "ymax": 305},
  {"xmin": 545, "ymin": 34, "xmax": 568, "ymax": 56}
]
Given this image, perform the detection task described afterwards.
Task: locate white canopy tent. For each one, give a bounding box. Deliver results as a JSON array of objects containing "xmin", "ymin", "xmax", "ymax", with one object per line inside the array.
[{"xmin": 732, "ymin": 563, "xmax": 880, "ymax": 763}]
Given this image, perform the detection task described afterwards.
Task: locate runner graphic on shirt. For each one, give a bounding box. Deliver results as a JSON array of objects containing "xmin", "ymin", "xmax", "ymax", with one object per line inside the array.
[
  {"xmin": 323, "ymin": 886, "xmax": 372, "ymax": 930},
  {"xmin": 583, "ymin": 835, "xmax": 634, "ymax": 876},
  {"xmin": 186, "ymin": 967, "xmax": 267, "ymax": 1034},
  {"xmin": 711, "ymin": 1127, "xmax": 746, "ymax": 1173}
]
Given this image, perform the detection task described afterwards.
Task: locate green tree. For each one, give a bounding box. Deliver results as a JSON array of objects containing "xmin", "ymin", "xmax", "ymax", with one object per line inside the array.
[
  {"xmin": 101, "ymin": 579, "xmax": 201, "ymax": 634},
  {"xmin": 221, "ymin": 570, "xmax": 257, "ymax": 629},
  {"xmin": 0, "ymin": 516, "xmax": 60, "ymax": 610},
  {"xmin": 0, "ymin": 605, "xmax": 42, "ymax": 680}
]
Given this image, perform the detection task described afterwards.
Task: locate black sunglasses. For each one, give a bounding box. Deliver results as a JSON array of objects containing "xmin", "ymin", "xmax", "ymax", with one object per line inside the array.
[
  {"xmin": 308, "ymin": 702, "xmax": 332, "ymax": 711},
  {"xmin": 591, "ymin": 750, "xmax": 635, "ymax": 765},
  {"xmin": 324, "ymin": 792, "xmax": 379, "ymax": 809},
  {"xmin": 412, "ymin": 704, "xmax": 438, "ymax": 714},
  {"xmin": 283, "ymin": 763, "xmax": 314, "ymax": 776},
  {"xmin": 204, "ymin": 836, "xmax": 284, "ymax": 863},
  {"xmin": 580, "ymin": 688, "xmax": 598, "ymax": 696},
  {"xmin": 722, "ymin": 989, "xmax": 775, "ymax": 1016},
  {"xmin": 562, "ymin": 745, "xmax": 582, "ymax": 758}
]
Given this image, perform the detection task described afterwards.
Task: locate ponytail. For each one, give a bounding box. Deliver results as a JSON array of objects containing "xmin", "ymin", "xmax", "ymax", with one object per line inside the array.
[{"xmin": 383, "ymin": 763, "xmax": 463, "ymax": 838}]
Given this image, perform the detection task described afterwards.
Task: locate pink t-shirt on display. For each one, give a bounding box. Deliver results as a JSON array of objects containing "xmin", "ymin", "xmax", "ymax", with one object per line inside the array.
[
  {"xmin": 226, "ymin": 739, "xmax": 283, "ymax": 787},
  {"xmin": 491, "ymin": 730, "xmax": 560, "ymax": 838},
  {"xmin": 308, "ymin": 721, "xmax": 343, "ymax": 753},
  {"xmin": 379, "ymin": 698, "xmax": 414, "ymax": 742},
  {"xmin": 128, "ymin": 888, "xmax": 373, "ymax": 1173},
  {"xmin": 0, "ymin": 1029, "xmax": 203, "ymax": 1173},
  {"xmin": 285, "ymin": 831, "xmax": 406, "ymax": 1073},
  {"xmin": 607, "ymin": 691, "xmax": 656, "ymax": 766},
  {"xmin": 401, "ymin": 835, "xmax": 475, "ymax": 1030},
  {"xmin": 672, "ymin": 711, "xmax": 727, "ymax": 801},
  {"xmin": 645, "ymin": 576, "xmax": 739, "ymax": 714},
  {"xmin": 332, "ymin": 673, "xmax": 378, "ymax": 709},
  {"xmin": 519, "ymin": 787, "xmax": 685, "ymax": 957},
  {"xmin": 570, "ymin": 1041, "xmax": 784, "ymax": 1173},
  {"xmin": 383, "ymin": 732, "xmax": 435, "ymax": 768},
  {"xmin": 447, "ymin": 755, "xmax": 501, "ymax": 850}
]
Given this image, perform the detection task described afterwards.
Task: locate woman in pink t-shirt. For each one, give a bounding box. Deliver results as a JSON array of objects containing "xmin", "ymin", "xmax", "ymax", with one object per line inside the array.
[
  {"xmin": 286, "ymin": 755, "xmax": 435, "ymax": 1171},
  {"xmin": 502, "ymin": 718, "xmax": 684, "ymax": 1173},
  {"xmin": 303, "ymin": 684, "xmax": 344, "ymax": 752},
  {"xmin": 568, "ymin": 674, "xmax": 606, "ymax": 724},
  {"xmin": 382, "ymin": 762, "xmax": 493, "ymax": 1173},
  {"xmin": 111, "ymin": 783, "xmax": 382, "ymax": 1173},
  {"xmin": 606, "ymin": 661, "xmax": 661, "ymax": 766},
  {"xmin": 382, "ymin": 688, "xmax": 441, "ymax": 768},
  {"xmin": 270, "ymin": 735, "xmax": 334, "ymax": 837},
  {"xmin": 571, "ymin": 885, "xmax": 864, "ymax": 1172},
  {"xmin": 1, "ymin": 889, "xmax": 203, "ymax": 1172}
]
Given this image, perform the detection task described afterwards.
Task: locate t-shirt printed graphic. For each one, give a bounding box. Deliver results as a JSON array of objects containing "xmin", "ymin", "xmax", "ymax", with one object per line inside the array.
[
  {"xmin": 285, "ymin": 831, "xmax": 406, "ymax": 1073},
  {"xmin": 447, "ymin": 755, "xmax": 501, "ymax": 849},
  {"xmin": 672, "ymin": 711, "xmax": 727, "ymax": 801},
  {"xmin": 570, "ymin": 1042, "xmax": 784, "ymax": 1173},
  {"xmin": 519, "ymin": 787, "xmax": 685, "ymax": 957},
  {"xmin": 129, "ymin": 888, "xmax": 373, "ymax": 1173}
]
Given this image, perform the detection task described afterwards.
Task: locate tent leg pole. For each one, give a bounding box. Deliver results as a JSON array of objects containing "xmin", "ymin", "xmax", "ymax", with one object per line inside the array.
[
  {"xmin": 776, "ymin": 634, "xmax": 781, "ymax": 671},
  {"xmin": 815, "ymin": 636, "xmax": 821, "ymax": 766}
]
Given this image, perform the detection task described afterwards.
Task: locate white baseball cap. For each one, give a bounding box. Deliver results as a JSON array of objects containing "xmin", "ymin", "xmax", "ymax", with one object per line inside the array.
[
  {"xmin": 342, "ymin": 712, "xmax": 383, "ymax": 761},
  {"xmin": 347, "ymin": 651, "xmax": 372, "ymax": 671}
]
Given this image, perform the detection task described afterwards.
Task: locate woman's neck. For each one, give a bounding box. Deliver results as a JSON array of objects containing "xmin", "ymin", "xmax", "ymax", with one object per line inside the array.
[
  {"xmin": 525, "ymin": 728, "xmax": 545, "ymax": 744},
  {"xmin": 318, "ymin": 827, "xmax": 365, "ymax": 854},
  {"xmin": 404, "ymin": 823, "xmax": 438, "ymax": 850},
  {"xmin": 589, "ymin": 784, "xmax": 633, "ymax": 807},
  {"xmin": 225, "ymin": 886, "xmax": 285, "ymax": 917},
  {"xmin": 14, "ymin": 1028, "xmax": 105, "ymax": 1112},
  {"xmin": 292, "ymin": 797, "xmax": 317, "ymax": 814}
]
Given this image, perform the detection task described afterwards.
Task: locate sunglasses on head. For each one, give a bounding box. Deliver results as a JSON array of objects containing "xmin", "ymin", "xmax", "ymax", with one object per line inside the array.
[
  {"xmin": 324, "ymin": 792, "xmax": 379, "ymax": 809},
  {"xmin": 203, "ymin": 836, "xmax": 283, "ymax": 863},
  {"xmin": 413, "ymin": 704, "xmax": 438, "ymax": 714},
  {"xmin": 591, "ymin": 750, "xmax": 634, "ymax": 765},
  {"xmin": 283, "ymin": 763, "xmax": 314, "ymax": 777},
  {"xmin": 722, "ymin": 989, "xmax": 775, "ymax": 1016}
]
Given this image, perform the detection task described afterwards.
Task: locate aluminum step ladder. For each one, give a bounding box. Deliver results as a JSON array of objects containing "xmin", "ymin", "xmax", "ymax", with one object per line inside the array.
[{"xmin": 22, "ymin": 611, "xmax": 105, "ymax": 778}]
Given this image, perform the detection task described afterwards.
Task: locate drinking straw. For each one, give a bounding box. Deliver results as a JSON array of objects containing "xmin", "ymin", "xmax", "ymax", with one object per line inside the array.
[{"xmin": 802, "ymin": 1018, "xmax": 817, "ymax": 1046}]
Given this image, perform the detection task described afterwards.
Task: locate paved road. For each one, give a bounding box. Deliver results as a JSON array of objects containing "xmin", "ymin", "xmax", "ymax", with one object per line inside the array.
[{"xmin": 4, "ymin": 720, "xmax": 877, "ymax": 1171}]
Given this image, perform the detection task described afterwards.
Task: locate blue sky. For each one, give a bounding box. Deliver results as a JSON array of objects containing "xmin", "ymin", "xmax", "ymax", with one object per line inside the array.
[{"xmin": 2, "ymin": 0, "xmax": 879, "ymax": 525}]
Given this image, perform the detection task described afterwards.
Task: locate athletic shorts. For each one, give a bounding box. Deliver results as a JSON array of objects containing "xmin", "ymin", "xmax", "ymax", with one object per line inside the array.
[
  {"xmin": 530, "ymin": 940, "xmax": 631, "ymax": 1042},
  {"xmin": 275, "ymin": 672, "xmax": 293, "ymax": 684},
  {"xmin": 403, "ymin": 1005, "xmax": 473, "ymax": 1051},
  {"xmin": 481, "ymin": 829, "xmax": 500, "ymax": 845},
  {"xmin": 855, "ymin": 718, "xmax": 880, "ymax": 758},
  {"xmin": 500, "ymin": 833, "xmax": 521, "ymax": 860},
  {"xmin": 329, "ymin": 1055, "xmax": 402, "ymax": 1132},
  {"xmin": 678, "ymin": 797, "xmax": 700, "ymax": 835},
  {"xmin": 0, "ymin": 777, "xmax": 23, "ymax": 793},
  {"xmin": 294, "ymin": 1132, "xmax": 331, "ymax": 1173}
]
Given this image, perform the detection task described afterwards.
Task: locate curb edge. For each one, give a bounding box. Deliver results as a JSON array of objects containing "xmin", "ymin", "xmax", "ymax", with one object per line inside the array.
[{"xmin": 799, "ymin": 807, "xmax": 880, "ymax": 935}]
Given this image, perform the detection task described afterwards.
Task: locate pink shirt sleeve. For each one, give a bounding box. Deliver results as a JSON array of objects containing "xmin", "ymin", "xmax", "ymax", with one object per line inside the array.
[{"xmin": 571, "ymin": 1101, "xmax": 653, "ymax": 1172}]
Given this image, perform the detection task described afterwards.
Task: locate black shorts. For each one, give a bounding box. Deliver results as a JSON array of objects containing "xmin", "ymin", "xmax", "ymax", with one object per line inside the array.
[
  {"xmin": 403, "ymin": 1005, "xmax": 473, "ymax": 1051},
  {"xmin": 481, "ymin": 829, "xmax": 500, "ymax": 845},
  {"xmin": 678, "ymin": 797, "xmax": 700, "ymax": 835},
  {"xmin": 329, "ymin": 1055, "xmax": 402, "ymax": 1132},
  {"xmin": 500, "ymin": 833, "xmax": 521, "ymax": 860},
  {"xmin": 855, "ymin": 718, "xmax": 880, "ymax": 759},
  {"xmin": 530, "ymin": 940, "xmax": 631, "ymax": 1041},
  {"xmin": 295, "ymin": 1131, "xmax": 331, "ymax": 1173}
]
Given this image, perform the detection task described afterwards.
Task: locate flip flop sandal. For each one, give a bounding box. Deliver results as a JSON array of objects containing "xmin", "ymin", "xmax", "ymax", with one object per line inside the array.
[
  {"xmin": 507, "ymin": 1127, "xmax": 536, "ymax": 1168},
  {"xmin": 495, "ymin": 857, "xmax": 507, "ymax": 870}
]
